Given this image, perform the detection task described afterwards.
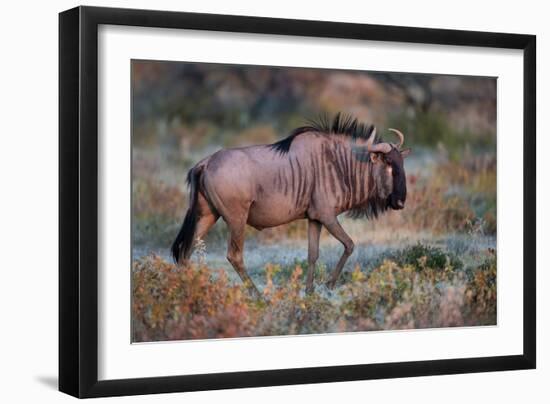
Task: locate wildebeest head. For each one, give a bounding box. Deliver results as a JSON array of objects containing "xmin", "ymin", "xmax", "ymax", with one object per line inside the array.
[{"xmin": 366, "ymin": 129, "xmax": 411, "ymax": 210}]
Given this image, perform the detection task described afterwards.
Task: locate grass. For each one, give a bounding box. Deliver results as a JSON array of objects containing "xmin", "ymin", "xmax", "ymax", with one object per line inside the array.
[{"xmin": 132, "ymin": 246, "xmax": 496, "ymax": 342}]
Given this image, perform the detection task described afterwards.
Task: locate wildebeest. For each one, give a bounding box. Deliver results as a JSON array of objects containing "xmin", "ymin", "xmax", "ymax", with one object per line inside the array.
[{"xmin": 171, "ymin": 113, "xmax": 410, "ymax": 297}]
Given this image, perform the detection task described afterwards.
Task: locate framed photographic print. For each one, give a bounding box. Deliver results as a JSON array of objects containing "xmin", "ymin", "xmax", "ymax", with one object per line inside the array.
[{"xmin": 59, "ymin": 6, "xmax": 536, "ymax": 398}]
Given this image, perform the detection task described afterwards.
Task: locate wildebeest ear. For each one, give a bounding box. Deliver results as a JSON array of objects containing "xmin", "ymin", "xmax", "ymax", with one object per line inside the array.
[
  {"xmin": 400, "ymin": 148, "xmax": 411, "ymax": 158},
  {"xmin": 370, "ymin": 152, "xmax": 380, "ymax": 163}
]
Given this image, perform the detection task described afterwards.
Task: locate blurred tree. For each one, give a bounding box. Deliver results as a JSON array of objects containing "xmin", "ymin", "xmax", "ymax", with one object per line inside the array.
[{"xmin": 376, "ymin": 73, "xmax": 434, "ymax": 113}]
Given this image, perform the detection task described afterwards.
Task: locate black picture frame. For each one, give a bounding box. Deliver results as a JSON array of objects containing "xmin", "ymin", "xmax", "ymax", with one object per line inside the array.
[{"xmin": 59, "ymin": 5, "xmax": 536, "ymax": 398}]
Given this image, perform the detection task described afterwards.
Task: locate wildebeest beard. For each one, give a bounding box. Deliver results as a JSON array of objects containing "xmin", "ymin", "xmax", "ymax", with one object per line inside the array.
[{"xmin": 346, "ymin": 165, "xmax": 390, "ymax": 220}]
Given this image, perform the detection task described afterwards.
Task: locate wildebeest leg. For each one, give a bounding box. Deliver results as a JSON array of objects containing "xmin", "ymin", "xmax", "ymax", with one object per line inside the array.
[
  {"xmin": 226, "ymin": 220, "xmax": 262, "ymax": 299},
  {"xmin": 306, "ymin": 219, "xmax": 322, "ymax": 294},
  {"xmin": 322, "ymin": 218, "xmax": 355, "ymax": 289}
]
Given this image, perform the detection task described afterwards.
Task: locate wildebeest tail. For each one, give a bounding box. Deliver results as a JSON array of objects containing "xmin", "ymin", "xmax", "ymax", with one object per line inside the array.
[{"xmin": 171, "ymin": 166, "xmax": 203, "ymax": 263}]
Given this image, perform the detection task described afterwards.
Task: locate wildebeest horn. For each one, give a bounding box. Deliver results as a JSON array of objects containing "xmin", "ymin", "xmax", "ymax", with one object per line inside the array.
[
  {"xmin": 388, "ymin": 128, "xmax": 405, "ymax": 149},
  {"xmin": 366, "ymin": 128, "xmax": 392, "ymax": 154}
]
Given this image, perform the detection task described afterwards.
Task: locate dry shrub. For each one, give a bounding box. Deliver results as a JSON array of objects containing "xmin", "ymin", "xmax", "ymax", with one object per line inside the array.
[
  {"xmin": 133, "ymin": 177, "xmax": 186, "ymax": 219},
  {"xmin": 132, "ymin": 178, "xmax": 187, "ymax": 245},
  {"xmin": 338, "ymin": 256, "xmax": 492, "ymax": 331},
  {"xmin": 463, "ymin": 255, "xmax": 497, "ymax": 325},
  {"xmin": 377, "ymin": 154, "xmax": 496, "ymax": 235},
  {"xmin": 132, "ymin": 247, "xmax": 496, "ymax": 342},
  {"xmin": 406, "ymin": 186, "xmax": 476, "ymax": 233},
  {"xmin": 437, "ymin": 286, "xmax": 466, "ymax": 327},
  {"xmin": 132, "ymin": 255, "xmax": 258, "ymax": 342},
  {"xmin": 258, "ymin": 265, "xmax": 341, "ymax": 335},
  {"xmin": 226, "ymin": 125, "xmax": 278, "ymax": 147}
]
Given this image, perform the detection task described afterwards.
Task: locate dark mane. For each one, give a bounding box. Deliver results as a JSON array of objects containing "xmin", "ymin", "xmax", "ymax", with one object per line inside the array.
[
  {"xmin": 346, "ymin": 168, "xmax": 389, "ymax": 220},
  {"xmin": 346, "ymin": 197, "xmax": 389, "ymax": 220},
  {"xmin": 270, "ymin": 112, "xmax": 376, "ymax": 154}
]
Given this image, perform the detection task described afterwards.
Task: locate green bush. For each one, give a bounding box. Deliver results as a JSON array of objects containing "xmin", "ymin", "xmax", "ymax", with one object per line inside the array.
[
  {"xmin": 389, "ymin": 243, "xmax": 463, "ymax": 271},
  {"xmin": 387, "ymin": 110, "xmax": 495, "ymax": 153}
]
